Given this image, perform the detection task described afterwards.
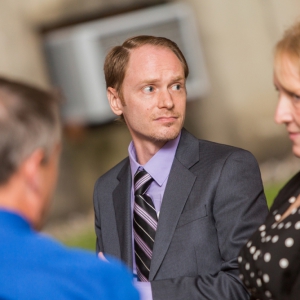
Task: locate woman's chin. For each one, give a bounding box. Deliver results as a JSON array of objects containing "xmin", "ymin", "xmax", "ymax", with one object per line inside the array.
[{"xmin": 292, "ymin": 146, "xmax": 300, "ymax": 158}]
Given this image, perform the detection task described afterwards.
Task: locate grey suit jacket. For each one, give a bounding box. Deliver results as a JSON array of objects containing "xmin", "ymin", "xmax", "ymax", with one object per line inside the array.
[{"xmin": 94, "ymin": 129, "xmax": 268, "ymax": 299}]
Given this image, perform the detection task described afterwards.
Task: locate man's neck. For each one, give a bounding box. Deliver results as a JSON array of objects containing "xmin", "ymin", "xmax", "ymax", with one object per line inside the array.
[
  {"xmin": 132, "ymin": 139, "xmax": 167, "ymax": 165},
  {"xmin": 0, "ymin": 175, "xmax": 40, "ymax": 230}
]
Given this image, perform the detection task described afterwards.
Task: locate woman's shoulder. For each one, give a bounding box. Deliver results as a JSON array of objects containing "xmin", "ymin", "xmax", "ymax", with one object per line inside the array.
[{"xmin": 271, "ymin": 171, "xmax": 300, "ymax": 213}]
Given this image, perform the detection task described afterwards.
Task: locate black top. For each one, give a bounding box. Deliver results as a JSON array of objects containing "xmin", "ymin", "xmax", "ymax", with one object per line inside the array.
[{"xmin": 239, "ymin": 171, "xmax": 300, "ymax": 300}]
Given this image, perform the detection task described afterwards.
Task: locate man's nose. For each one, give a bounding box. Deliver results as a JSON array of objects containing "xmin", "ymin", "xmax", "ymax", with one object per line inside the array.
[
  {"xmin": 158, "ymin": 89, "xmax": 174, "ymax": 109},
  {"xmin": 274, "ymin": 95, "xmax": 293, "ymax": 124}
]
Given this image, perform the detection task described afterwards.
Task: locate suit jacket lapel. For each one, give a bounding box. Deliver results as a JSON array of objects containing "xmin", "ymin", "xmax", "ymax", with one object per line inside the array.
[
  {"xmin": 112, "ymin": 160, "xmax": 133, "ymax": 269},
  {"xmin": 149, "ymin": 129, "xmax": 199, "ymax": 280}
]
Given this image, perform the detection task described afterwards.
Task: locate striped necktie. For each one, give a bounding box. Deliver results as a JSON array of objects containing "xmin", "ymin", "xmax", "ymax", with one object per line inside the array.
[{"xmin": 133, "ymin": 169, "xmax": 158, "ymax": 281}]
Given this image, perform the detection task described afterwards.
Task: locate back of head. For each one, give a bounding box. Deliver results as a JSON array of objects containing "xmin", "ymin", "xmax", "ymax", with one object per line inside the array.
[
  {"xmin": 0, "ymin": 77, "xmax": 61, "ymax": 185},
  {"xmin": 104, "ymin": 35, "xmax": 189, "ymax": 98},
  {"xmin": 275, "ymin": 21, "xmax": 300, "ymax": 72}
]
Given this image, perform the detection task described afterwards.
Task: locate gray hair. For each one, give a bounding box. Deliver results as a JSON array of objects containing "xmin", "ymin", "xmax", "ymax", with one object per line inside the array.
[{"xmin": 0, "ymin": 77, "xmax": 61, "ymax": 184}]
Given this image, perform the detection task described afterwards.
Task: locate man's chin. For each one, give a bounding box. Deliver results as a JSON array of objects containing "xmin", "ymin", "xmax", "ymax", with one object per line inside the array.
[{"xmin": 151, "ymin": 128, "xmax": 181, "ymax": 142}]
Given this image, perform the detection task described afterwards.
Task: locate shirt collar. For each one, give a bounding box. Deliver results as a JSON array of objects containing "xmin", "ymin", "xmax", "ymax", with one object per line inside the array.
[
  {"xmin": 128, "ymin": 132, "xmax": 181, "ymax": 186},
  {"xmin": 0, "ymin": 209, "xmax": 32, "ymax": 232}
]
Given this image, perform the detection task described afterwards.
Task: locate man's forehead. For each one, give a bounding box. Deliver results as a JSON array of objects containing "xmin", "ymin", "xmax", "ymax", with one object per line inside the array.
[
  {"xmin": 129, "ymin": 44, "xmax": 175, "ymax": 60},
  {"xmin": 125, "ymin": 44, "xmax": 185, "ymax": 76}
]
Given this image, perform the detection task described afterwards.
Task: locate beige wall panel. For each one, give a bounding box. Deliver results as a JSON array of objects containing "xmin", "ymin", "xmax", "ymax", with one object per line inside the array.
[
  {"xmin": 1, "ymin": 0, "xmax": 300, "ymax": 219},
  {"xmin": 0, "ymin": 0, "xmax": 299, "ymax": 157},
  {"xmin": 182, "ymin": 0, "xmax": 300, "ymax": 158},
  {"xmin": 0, "ymin": 1, "xmax": 48, "ymax": 87},
  {"xmin": 0, "ymin": 0, "xmax": 152, "ymax": 87}
]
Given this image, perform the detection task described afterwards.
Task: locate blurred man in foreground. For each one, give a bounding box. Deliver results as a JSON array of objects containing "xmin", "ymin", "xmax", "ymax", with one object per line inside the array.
[{"xmin": 0, "ymin": 77, "xmax": 139, "ymax": 300}]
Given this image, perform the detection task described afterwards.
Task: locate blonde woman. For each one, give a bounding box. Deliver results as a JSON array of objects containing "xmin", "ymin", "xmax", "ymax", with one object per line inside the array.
[{"xmin": 239, "ymin": 21, "xmax": 300, "ymax": 300}]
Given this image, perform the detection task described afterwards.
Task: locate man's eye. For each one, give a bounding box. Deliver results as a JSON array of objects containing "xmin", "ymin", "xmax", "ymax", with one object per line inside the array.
[
  {"xmin": 144, "ymin": 86, "xmax": 154, "ymax": 93},
  {"xmin": 172, "ymin": 84, "xmax": 181, "ymax": 91}
]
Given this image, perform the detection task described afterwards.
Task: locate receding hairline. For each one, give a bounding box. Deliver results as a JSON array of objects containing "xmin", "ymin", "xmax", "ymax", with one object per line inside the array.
[
  {"xmin": 127, "ymin": 43, "xmax": 187, "ymax": 70},
  {"xmin": 119, "ymin": 44, "xmax": 187, "ymax": 90}
]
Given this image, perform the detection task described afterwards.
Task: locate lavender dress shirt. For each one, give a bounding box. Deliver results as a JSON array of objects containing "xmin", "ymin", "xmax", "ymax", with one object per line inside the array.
[{"xmin": 128, "ymin": 133, "xmax": 181, "ymax": 300}]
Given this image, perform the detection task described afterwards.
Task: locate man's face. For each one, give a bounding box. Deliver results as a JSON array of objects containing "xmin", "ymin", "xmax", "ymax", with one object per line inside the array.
[{"xmin": 113, "ymin": 45, "xmax": 186, "ymax": 146}]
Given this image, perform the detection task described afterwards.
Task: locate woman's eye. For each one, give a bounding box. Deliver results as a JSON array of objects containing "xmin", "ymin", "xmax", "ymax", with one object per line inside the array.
[
  {"xmin": 293, "ymin": 94, "xmax": 300, "ymax": 100},
  {"xmin": 292, "ymin": 93, "xmax": 300, "ymax": 100},
  {"xmin": 144, "ymin": 86, "xmax": 154, "ymax": 93}
]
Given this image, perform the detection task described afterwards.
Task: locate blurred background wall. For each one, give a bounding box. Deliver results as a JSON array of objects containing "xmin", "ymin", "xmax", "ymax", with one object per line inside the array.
[{"xmin": 1, "ymin": 0, "xmax": 300, "ymax": 224}]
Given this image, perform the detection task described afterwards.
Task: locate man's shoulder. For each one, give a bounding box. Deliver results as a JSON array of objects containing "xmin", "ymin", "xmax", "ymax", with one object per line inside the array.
[
  {"xmin": 41, "ymin": 234, "xmax": 132, "ymax": 278},
  {"xmin": 199, "ymin": 139, "xmax": 252, "ymax": 157},
  {"xmin": 0, "ymin": 229, "xmax": 138, "ymax": 299},
  {"xmin": 95, "ymin": 157, "xmax": 129, "ymax": 185},
  {"xmin": 9, "ymin": 229, "xmax": 101, "ymax": 269},
  {"xmin": 60, "ymin": 242, "xmax": 139, "ymax": 299},
  {"xmin": 180, "ymin": 129, "xmax": 255, "ymax": 161}
]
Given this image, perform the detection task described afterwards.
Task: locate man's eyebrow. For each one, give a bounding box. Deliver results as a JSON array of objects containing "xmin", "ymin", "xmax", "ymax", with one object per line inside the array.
[
  {"xmin": 138, "ymin": 78, "xmax": 160, "ymax": 85},
  {"xmin": 138, "ymin": 76, "xmax": 185, "ymax": 85},
  {"xmin": 172, "ymin": 76, "xmax": 185, "ymax": 82}
]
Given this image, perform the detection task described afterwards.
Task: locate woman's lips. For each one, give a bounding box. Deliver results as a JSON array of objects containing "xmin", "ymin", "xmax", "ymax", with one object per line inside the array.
[{"xmin": 289, "ymin": 132, "xmax": 300, "ymax": 141}]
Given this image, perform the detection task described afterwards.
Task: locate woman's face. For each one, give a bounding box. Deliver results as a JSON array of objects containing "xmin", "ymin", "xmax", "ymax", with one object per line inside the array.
[{"xmin": 274, "ymin": 54, "xmax": 300, "ymax": 157}]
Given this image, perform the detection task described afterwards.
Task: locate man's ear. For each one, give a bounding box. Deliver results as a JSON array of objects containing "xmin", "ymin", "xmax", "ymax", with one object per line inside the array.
[
  {"xmin": 21, "ymin": 149, "xmax": 45, "ymax": 194},
  {"xmin": 107, "ymin": 87, "xmax": 124, "ymax": 116},
  {"xmin": 17, "ymin": 149, "xmax": 47, "ymax": 230}
]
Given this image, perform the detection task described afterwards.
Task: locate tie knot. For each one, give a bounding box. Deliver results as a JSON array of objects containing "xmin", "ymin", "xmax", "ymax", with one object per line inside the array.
[{"xmin": 134, "ymin": 170, "xmax": 153, "ymax": 196}]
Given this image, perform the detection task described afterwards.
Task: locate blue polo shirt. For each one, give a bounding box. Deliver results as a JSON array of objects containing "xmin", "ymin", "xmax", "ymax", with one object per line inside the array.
[{"xmin": 0, "ymin": 210, "xmax": 139, "ymax": 300}]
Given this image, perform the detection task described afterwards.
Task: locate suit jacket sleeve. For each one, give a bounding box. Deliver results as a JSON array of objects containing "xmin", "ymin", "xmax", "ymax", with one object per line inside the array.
[
  {"xmin": 151, "ymin": 150, "xmax": 268, "ymax": 300},
  {"xmin": 94, "ymin": 184, "xmax": 103, "ymax": 254}
]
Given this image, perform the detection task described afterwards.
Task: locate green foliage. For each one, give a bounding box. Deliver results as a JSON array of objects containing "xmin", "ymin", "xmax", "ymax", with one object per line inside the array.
[
  {"xmin": 63, "ymin": 230, "xmax": 96, "ymax": 251},
  {"xmin": 60, "ymin": 182, "xmax": 287, "ymax": 250},
  {"xmin": 264, "ymin": 182, "xmax": 286, "ymax": 208}
]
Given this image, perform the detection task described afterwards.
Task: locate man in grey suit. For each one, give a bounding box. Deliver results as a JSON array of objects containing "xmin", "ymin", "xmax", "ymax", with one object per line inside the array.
[{"xmin": 94, "ymin": 35, "xmax": 268, "ymax": 300}]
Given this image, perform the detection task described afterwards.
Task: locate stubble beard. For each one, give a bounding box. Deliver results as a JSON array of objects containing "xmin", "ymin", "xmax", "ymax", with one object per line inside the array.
[{"xmin": 150, "ymin": 121, "xmax": 183, "ymax": 142}]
